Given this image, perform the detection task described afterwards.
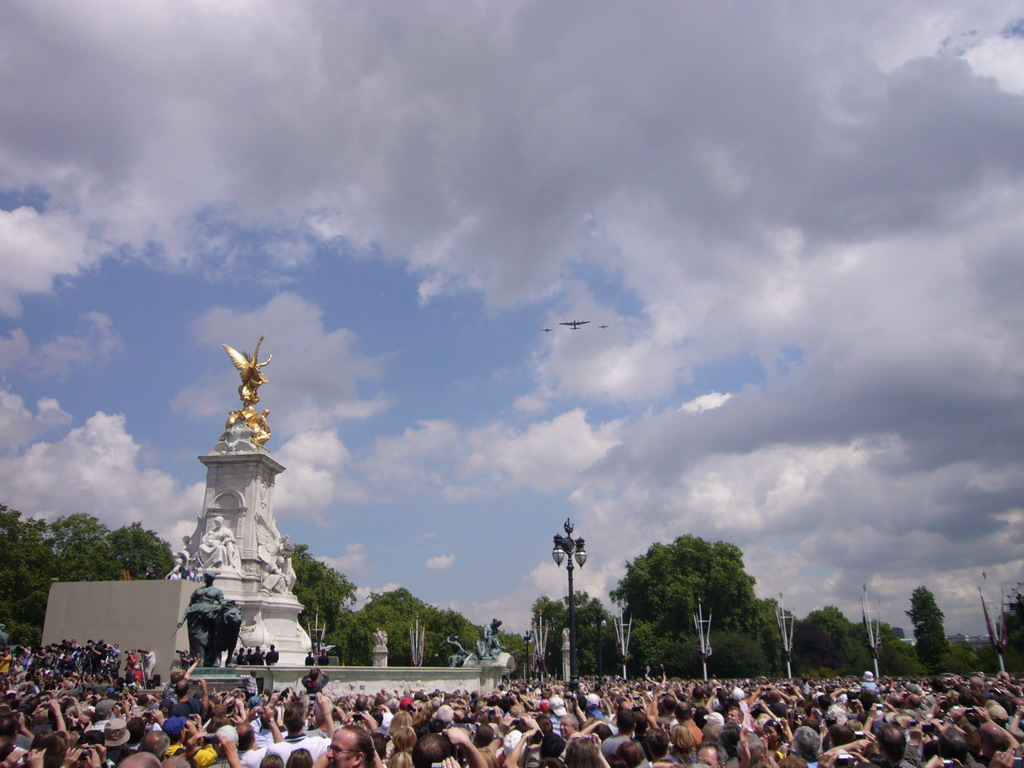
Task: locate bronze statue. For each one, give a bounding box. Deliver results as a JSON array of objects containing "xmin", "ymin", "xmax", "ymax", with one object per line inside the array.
[
  {"xmin": 177, "ymin": 572, "xmax": 243, "ymax": 666},
  {"xmin": 475, "ymin": 618, "xmax": 506, "ymax": 661},
  {"xmin": 446, "ymin": 635, "xmax": 469, "ymax": 667}
]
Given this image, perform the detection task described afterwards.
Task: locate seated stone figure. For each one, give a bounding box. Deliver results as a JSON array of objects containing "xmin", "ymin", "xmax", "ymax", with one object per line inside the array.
[{"xmin": 197, "ymin": 516, "xmax": 241, "ymax": 571}]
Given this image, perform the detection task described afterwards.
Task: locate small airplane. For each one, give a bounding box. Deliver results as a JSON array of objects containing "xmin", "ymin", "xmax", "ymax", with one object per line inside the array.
[
  {"xmin": 542, "ymin": 327, "xmax": 554, "ymax": 333},
  {"xmin": 559, "ymin": 320, "xmax": 590, "ymax": 330},
  {"xmin": 598, "ymin": 324, "xmax": 609, "ymax": 329}
]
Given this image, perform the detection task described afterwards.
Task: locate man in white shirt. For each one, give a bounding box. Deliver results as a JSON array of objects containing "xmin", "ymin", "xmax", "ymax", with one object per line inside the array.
[{"xmin": 265, "ymin": 697, "xmax": 333, "ymax": 763}]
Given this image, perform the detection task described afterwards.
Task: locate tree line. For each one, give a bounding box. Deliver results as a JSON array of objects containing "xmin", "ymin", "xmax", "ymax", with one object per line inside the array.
[
  {"xmin": 3, "ymin": 502, "xmax": 1021, "ymax": 674},
  {"xmin": 0, "ymin": 504, "xmax": 175, "ymax": 644}
]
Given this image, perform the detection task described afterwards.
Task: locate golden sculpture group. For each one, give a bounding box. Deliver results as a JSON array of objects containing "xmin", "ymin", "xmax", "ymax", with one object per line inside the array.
[{"xmin": 223, "ymin": 334, "xmax": 273, "ymax": 446}]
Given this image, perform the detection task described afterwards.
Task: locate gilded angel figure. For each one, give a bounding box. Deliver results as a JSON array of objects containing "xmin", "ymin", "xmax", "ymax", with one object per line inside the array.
[{"xmin": 223, "ymin": 335, "xmax": 272, "ymax": 407}]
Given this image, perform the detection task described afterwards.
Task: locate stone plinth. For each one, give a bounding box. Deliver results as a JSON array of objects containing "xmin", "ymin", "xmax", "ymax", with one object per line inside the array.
[
  {"xmin": 372, "ymin": 649, "xmax": 388, "ymax": 668},
  {"xmin": 43, "ymin": 580, "xmax": 194, "ymax": 683},
  {"xmin": 231, "ymin": 664, "xmax": 510, "ymax": 695}
]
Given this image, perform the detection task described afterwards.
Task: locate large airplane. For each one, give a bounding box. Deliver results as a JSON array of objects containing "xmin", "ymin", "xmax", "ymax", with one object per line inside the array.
[{"xmin": 559, "ymin": 320, "xmax": 590, "ymax": 330}]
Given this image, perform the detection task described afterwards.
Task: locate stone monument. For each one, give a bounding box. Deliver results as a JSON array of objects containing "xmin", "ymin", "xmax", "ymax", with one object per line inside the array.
[
  {"xmin": 372, "ymin": 629, "xmax": 388, "ymax": 668},
  {"xmin": 453, "ymin": 619, "xmax": 514, "ymax": 675},
  {"xmin": 183, "ymin": 335, "xmax": 311, "ymax": 665}
]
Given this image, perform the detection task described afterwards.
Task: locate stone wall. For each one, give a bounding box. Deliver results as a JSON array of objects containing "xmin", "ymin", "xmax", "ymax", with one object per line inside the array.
[{"xmin": 42, "ymin": 580, "xmax": 194, "ymax": 683}]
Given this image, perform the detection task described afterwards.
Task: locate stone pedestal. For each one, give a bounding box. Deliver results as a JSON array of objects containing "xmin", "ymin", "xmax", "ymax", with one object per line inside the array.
[
  {"xmin": 561, "ymin": 638, "xmax": 571, "ymax": 682},
  {"xmin": 184, "ymin": 423, "xmax": 311, "ymax": 665},
  {"xmin": 372, "ymin": 649, "xmax": 388, "ymax": 668}
]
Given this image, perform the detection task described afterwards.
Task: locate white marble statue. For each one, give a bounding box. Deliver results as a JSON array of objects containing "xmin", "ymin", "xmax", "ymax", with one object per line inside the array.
[
  {"xmin": 255, "ymin": 517, "xmax": 298, "ymax": 596},
  {"xmin": 197, "ymin": 516, "xmax": 241, "ymax": 571},
  {"xmin": 373, "ymin": 629, "xmax": 388, "ymax": 650}
]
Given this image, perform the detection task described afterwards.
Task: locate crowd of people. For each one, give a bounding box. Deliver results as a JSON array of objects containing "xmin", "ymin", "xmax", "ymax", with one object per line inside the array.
[
  {"xmin": 3, "ymin": 658, "xmax": 1024, "ymax": 768},
  {"xmin": 0, "ymin": 642, "xmax": 157, "ymax": 692}
]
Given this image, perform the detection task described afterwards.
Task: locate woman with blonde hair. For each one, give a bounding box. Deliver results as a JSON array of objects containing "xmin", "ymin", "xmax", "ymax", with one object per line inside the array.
[
  {"xmin": 388, "ymin": 726, "xmax": 417, "ymax": 768},
  {"xmin": 564, "ymin": 737, "xmax": 610, "ymax": 768},
  {"xmin": 390, "ymin": 711, "xmax": 414, "ymax": 734},
  {"xmin": 669, "ymin": 724, "xmax": 697, "ymax": 764}
]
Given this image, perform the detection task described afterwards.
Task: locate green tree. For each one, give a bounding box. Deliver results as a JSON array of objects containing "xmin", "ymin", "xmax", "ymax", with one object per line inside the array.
[
  {"xmin": 802, "ymin": 605, "xmax": 920, "ymax": 676},
  {"xmin": 47, "ymin": 513, "xmax": 118, "ymax": 581},
  {"xmin": 530, "ymin": 592, "xmax": 615, "ymax": 676},
  {"xmin": 292, "ymin": 544, "xmax": 357, "ymax": 648},
  {"xmin": 705, "ymin": 630, "xmax": 768, "ymax": 677},
  {"xmin": 878, "ymin": 631, "xmax": 925, "ymax": 677},
  {"xmin": 907, "ymin": 586, "xmax": 949, "ymax": 673},
  {"xmin": 0, "ymin": 505, "xmax": 53, "ymax": 645},
  {"xmin": 335, "ymin": 588, "xmax": 479, "ymax": 667},
  {"xmin": 940, "ymin": 642, "xmax": 980, "ymax": 675},
  {"xmin": 107, "ymin": 522, "xmax": 174, "ymax": 578},
  {"xmin": 792, "ymin": 619, "xmax": 845, "ymax": 673},
  {"xmin": 610, "ymin": 535, "xmax": 775, "ymax": 675}
]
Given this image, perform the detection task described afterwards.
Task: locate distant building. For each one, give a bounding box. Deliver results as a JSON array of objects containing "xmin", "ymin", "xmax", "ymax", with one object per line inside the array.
[{"xmin": 947, "ymin": 633, "xmax": 989, "ymax": 651}]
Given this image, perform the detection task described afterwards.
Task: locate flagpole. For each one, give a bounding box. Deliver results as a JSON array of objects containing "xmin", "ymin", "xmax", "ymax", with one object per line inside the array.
[
  {"xmin": 694, "ymin": 602, "xmax": 712, "ymax": 681},
  {"xmin": 980, "ymin": 573, "xmax": 1006, "ymax": 673},
  {"xmin": 776, "ymin": 593, "xmax": 795, "ymax": 679},
  {"xmin": 860, "ymin": 585, "xmax": 881, "ymax": 680}
]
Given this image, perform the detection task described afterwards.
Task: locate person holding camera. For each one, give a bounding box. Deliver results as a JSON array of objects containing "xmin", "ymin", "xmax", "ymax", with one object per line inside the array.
[
  {"xmin": 302, "ymin": 669, "xmax": 329, "ymax": 696},
  {"xmin": 266, "ymin": 696, "xmax": 334, "ymax": 763},
  {"xmin": 170, "ymin": 677, "xmax": 209, "ymax": 720}
]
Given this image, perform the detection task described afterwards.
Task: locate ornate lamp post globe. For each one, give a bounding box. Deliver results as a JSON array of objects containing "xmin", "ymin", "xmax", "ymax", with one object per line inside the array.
[{"xmin": 551, "ymin": 518, "xmax": 587, "ymax": 691}]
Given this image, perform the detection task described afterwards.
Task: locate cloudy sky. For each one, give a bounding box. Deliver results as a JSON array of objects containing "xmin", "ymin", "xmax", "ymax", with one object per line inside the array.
[{"xmin": 2, "ymin": 0, "xmax": 1024, "ymax": 639}]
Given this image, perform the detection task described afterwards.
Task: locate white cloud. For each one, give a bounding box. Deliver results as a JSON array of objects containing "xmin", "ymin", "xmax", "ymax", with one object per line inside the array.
[
  {"xmin": 320, "ymin": 543, "xmax": 369, "ymax": 575},
  {"xmin": 360, "ymin": 408, "xmax": 620, "ymax": 500},
  {"xmin": 2, "ymin": 1, "xmax": 1014, "ymax": 311},
  {"xmin": 352, "ymin": 582, "xmax": 402, "ymax": 610},
  {"xmin": 964, "ymin": 32, "xmax": 1024, "ymax": 94},
  {"xmin": 2, "ymin": 0, "xmax": 1024, "ymax": 638},
  {"xmin": 360, "ymin": 420, "xmax": 461, "ymax": 491},
  {"xmin": 0, "ymin": 312, "xmax": 122, "ymax": 378},
  {"xmin": 682, "ymin": 391, "xmax": 732, "ymax": 413},
  {"xmin": 425, "ymin": 554, "xmax": 455, "ymax": 571},
  {"xmin": 0, "ymin": 409, "xmax": 202, "ymax": 536},
  {"xmin": 32, "ymin": 312, "xmax": 122, "ymax": 378},
  {"xmin": 274, "ymin": 429, "xmax": 370, "ymax": 520},
  {"xmin": 457, "ymin": 409, "xmax": 622, "ymax": 494},
  {"xmin": 0, "ymin": 329, "xmax": 31, "ymax": 369},
  {"xmin": 173, "ymin": 293, "xmax": 387, "ymax": 435},
  {"xmin": 564, "ymin": 418, "xmax": 1024, "ymax": 634},
  {"xmin": 0, "ymin": 387, "xmax": 71, "ymax": 453},
  {"xmin": 0, "ymin": 207, "xmax": 92, "ymax": 317}
]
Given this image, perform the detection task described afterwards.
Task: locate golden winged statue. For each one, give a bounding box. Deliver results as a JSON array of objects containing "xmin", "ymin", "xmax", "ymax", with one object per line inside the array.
[
  {"xmin": 222, "ymin": 335, "xmax": 273, "ymax": 446},
  {"xmin": 223, "ymin": 334, "xmax": 272, "ymax": 407}
]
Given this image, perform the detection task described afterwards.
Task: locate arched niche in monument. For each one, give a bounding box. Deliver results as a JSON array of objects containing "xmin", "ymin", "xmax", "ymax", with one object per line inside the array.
[{"xmin": 213, "ymin": 490, "xmax": 244, "ymax": 510}]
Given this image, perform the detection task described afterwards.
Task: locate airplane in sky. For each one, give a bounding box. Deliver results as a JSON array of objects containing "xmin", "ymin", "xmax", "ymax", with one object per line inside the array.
[
  {"xmin": 598, "ymin": 324, "xmax": 609, "ymax": 329},
  {"xmin": 559, "ymin": 320, "xmax": 590, "ymax": 330},
  {"xmin": 542, "ymin": 327, "xmax": 554, "ymax": 332}
]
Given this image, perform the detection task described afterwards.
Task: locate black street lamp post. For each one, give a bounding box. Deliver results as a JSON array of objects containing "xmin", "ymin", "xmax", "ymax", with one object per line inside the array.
[{"xmin": 552, "ymin": 518, "xmax": 587, "ymax": 691}]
